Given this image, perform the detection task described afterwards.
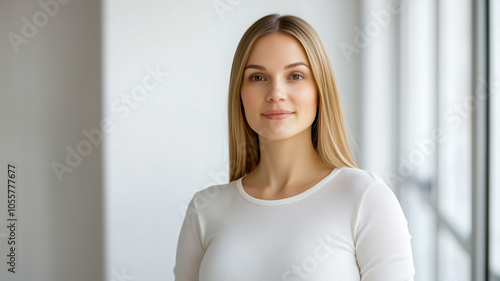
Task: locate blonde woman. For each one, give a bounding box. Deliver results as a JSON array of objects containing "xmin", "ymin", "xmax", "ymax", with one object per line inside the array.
[{"xmin": 174, "ymin": 14, "xmax": 415, "ymax": 281}]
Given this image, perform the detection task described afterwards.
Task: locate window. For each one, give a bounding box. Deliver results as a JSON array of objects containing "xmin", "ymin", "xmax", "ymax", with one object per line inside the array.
[{"xmin": 397, "ymin": 0, "xmax": 492, "ymax": 280}]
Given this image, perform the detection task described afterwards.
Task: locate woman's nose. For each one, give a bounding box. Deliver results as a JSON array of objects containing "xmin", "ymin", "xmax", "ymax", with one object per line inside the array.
[{"xmin": 266, "ymin": 79, "xmax": 286, "ymax": 102}]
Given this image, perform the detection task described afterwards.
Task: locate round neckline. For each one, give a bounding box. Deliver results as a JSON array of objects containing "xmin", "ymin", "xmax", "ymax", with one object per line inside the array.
[{"xmin": 236, "ymin": 167, "xmax": 342, "ymax": 206}]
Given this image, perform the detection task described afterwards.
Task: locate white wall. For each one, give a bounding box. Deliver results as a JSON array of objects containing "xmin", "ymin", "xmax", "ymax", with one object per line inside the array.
[
  {"xmin": 0, "ymin": 0, "xmax": 103, "ymax": 280},
  {"xmin": 103, "ymin": 1, "xmax": 362, "ymax": 280}
]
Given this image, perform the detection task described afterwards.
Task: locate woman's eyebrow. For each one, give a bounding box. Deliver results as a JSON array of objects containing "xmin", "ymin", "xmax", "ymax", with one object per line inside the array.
[
  {"xmin": 244, "ymin": 62, "xmax": 310, "ymax": 71},
  {"xmin": 284, "ymin": 62, "xmax": 310, "ymax": 69}
]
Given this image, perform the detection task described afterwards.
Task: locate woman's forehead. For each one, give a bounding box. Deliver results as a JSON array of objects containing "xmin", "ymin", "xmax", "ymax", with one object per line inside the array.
[{"xmin": 245, "ymin": 33, "xmax": 310, "ymax": 68}]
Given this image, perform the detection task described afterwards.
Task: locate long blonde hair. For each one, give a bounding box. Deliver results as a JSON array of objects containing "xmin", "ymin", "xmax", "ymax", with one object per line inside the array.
[{"xmin": 228, "ymin": 14, "xmax": 358, "ymax": 181}]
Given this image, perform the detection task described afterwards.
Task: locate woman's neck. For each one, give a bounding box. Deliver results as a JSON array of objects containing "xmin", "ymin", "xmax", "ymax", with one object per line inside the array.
[{"xmin": 244, "ymin": 127, "xmax": 333, "ymax": 195}]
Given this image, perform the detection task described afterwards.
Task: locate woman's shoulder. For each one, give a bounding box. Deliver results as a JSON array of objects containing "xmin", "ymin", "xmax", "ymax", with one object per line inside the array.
[
  {"xmin": 336, "ymin": 167, "xmax": 382, "ymax": 187},
  {"xmin": 189, "ymin": 180, "xmax": 239, "ymax": 210},
  {"xmin": 333, "ymin": 167, "xmax": 394, "ymax": 200},
  {"xmin": 329, "ymin": 168, "xmax": 405, "ymax": 229}
]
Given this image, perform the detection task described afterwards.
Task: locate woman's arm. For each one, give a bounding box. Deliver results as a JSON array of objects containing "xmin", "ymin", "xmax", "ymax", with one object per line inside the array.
[
  {"xmin": 354, "ymin": 177, "xmax": 416, "ymax": 281},
  {"xmin": 173, "ymin": 193, "xmax": 206, "ymax": 281}
]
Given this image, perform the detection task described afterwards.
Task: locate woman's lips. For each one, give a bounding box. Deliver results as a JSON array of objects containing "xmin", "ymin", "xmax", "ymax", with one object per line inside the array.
[{"xmin": 262, "ymin": 112, "xmax": 294, "ymax": 120}]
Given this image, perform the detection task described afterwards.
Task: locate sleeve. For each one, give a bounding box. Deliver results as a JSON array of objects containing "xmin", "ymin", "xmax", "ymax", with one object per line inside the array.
[
  {"xmin": 354, "ymin": 177, "xmax": 416, "ymax": 281},
  {"xmin": 173, "ymin": 193, "xmax": 206, "ymax": 281}
]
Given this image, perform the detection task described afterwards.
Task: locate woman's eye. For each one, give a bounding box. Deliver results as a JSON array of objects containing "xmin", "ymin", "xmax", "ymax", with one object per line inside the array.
[
  {"xmin": 250, "ymin": 75, "xmax": 265, "ymax": 81},
  {"xmin": 290, "ymin": 74, "xmax": 303, "ymax": 80}
]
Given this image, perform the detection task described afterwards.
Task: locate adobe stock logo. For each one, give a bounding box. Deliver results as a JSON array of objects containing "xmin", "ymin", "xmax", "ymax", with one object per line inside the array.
[
  {"xmin": 7, "ymin": 0, "xmax": 71, "ymax": 54},
  {"xmin": 282, "ymin": 234, "xmax": 336, "ymax": 281},
  {"xmin": 339, "ymin": 0, "xmax": 402, "ymax": 62},
  {"xmin": 51, "ymin": 65, "xmax": 170, "ymax": 183},
  {"xmin": 110, "ymin": 266, "xmax": 134, "ymax": 281},
  {"xmin": 213, "ymin": 0, "xmax": 242, "ymax": 21}
]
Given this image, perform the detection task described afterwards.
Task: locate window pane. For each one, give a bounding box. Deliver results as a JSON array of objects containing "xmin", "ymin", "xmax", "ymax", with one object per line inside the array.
[
  {"xmin": 438, "ymin": 226, "xmax": 471, "ymax": 281},
  {"xmin": 400, "ymin": 0, "xmax": 437, "ymax": 187},
  {"xmin": 437, "ymin": 0, "xmax": 473, "ymax": 238},
  {"xmin": 400, "ymin": 183, "xmax": 437, "ymax": 281},
  {"xmin": 398, "ymin": 1, "xmax": 438, "ymax": 279}
]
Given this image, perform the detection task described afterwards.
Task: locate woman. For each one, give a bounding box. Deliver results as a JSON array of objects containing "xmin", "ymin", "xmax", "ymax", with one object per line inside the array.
[{"xmin": 174, "ymin": 14, "xmax": 415, "ymax": 281}]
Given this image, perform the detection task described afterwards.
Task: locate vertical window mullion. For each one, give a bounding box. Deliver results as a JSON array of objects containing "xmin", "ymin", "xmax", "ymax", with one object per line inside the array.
[{"xmin": 471, "ymin": 0, "xmax": 489, "ymax": 279}]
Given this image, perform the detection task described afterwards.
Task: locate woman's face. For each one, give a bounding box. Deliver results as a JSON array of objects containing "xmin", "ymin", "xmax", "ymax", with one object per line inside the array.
[{"xmin": 240, "ymin": 32, "xmax": 318, "ymax": 142}]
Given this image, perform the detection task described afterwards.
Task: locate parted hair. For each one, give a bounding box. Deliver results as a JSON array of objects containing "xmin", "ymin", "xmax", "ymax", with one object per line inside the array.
[{"xmin": 228, "ymin": 14, "xmax": 358, "ymax": 182}]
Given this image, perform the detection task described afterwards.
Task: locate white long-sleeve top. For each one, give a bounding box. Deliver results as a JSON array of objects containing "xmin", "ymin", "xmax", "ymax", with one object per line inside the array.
[{"xmin": 174, "ymin": 167, "xmax": 415, "ymax": 281}]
